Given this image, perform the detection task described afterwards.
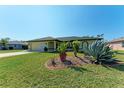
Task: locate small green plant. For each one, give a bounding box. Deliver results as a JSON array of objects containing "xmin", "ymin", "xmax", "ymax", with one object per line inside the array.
[
  {"xmin": 83, "ymin": 40, "xmax": 115, "ymax": 64},
  {"xmin": 72, "ymin": 41, "xmax": 80, "ymax": 57},
  {"xmin": 57, "ymin": 42, "xmax": 67, "ymax": 62}
]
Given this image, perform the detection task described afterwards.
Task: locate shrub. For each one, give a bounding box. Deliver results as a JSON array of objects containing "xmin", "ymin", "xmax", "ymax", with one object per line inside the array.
[
  {"xmin": 22, "ymin": 45, "xmax": 28, "ymax": 50},
  {"xmin": 9, "ymin": 47, "xmax": 14, "ymax": 50},
  {"xmin": 57, "ymin": 42, "xmax": 67, "ymax": 62},
  {"xmin": 72, "ymin": 41, "xmax": 80, "ymax": 57},
  {"xmin": 83, "ymin": 40, "xmax": 115, "ymax": 64},
  {"xmin": 44, "ymin": 47, "xmax": 48, "ymax": 52},
  {"xmin": 57, "ymin": 42, "xmax": 67, "ymax": 54}
]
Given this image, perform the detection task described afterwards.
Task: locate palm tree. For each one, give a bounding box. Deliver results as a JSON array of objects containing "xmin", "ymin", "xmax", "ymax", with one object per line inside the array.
[
  {"xmin": 72, "ymin": 41, "xmax": 80, "ymax": 57},
  {"xmin": 57, "ymin": 42, "xmax": 67, "ymax": 62},
  {"xmin": 0, "ymin": 38, "xmax": 10, "ymax": 50}
]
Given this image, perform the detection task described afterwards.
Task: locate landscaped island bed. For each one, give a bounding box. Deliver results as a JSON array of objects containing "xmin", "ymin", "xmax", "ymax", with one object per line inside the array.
[{"xmin": 0, "ymin": 52, "xmax": 124, "ymax": 88}]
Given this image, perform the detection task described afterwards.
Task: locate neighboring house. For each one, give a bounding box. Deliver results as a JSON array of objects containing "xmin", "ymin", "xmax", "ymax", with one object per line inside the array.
[
  {"xmin": 109, "ymin": 37, "xmax": 124, "ymax": 50},
  {"xmin": 0, "ymin": 41, "xmax": 28, "ymax": 50},
  {"xmin": 27, "ymin": 36, "xmax": 102, "ymax": 52},
  {"xmin": 0, "ymin": 43, "xmax": 3, "ymax": 50},
  {"xmin": 8, "ymin": 41, "xmax": 28, "ymax": 50}
]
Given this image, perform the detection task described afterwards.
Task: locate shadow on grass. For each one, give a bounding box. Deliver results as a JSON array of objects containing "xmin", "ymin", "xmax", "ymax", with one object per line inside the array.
[
  {"xmin": 101, "ymin": 64, "xmax": 112, "ymax": 70},
  {"xmin": 101, "ymin": 58, "xmax": 124, "ymax": 72},
  {"xmin": 76, "ymin": 56, "xmax": 89, "ymax": 63},
  {"xmin": 116, "ymin": 52, "xmax": 124, "ymax": 55},
  {"xmin": 70, "ymin": 66, "xmax": 92, "ymax": 73},
  {"xmin": 110, "ymin": 64, "xmax": 124, "ymax": 72}
]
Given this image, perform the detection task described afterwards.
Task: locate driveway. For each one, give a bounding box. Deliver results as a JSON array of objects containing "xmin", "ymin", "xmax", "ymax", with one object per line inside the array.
[{"xmin": 0, "ymin": 51, "xmax": 32, "ymax": 58}]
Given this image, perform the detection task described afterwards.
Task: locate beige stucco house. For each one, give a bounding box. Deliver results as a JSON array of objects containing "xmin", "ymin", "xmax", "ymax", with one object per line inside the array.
[
  {"xmin": 27, "ymin": 36, "xmax": 102, "ymax": 52},
  {"xmin": 109, "ymin": 38, "xmax": 124, "ymax": 50}
]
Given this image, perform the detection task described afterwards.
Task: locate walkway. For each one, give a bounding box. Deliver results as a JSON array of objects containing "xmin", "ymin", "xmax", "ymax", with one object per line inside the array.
[{"xmin": 0, "ymin": 51, "xmax": 32, "ymax": 58}]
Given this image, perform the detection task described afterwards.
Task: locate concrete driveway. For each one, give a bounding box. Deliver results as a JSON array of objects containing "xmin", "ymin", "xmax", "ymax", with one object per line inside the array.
[{"xmin": 0, "ymin": 51, "xmax": 32, "ymax": 58}]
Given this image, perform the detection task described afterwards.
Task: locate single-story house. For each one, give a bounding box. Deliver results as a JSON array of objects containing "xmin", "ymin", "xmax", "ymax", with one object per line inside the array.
[
  {"xmin": 109, "ymin": 37, "xmax": 124, "ymax": 50},
  {"xmin": 8, "ymin": 41, "xmax": 28, "ymax": 50},
  {"xmin": 0, "ymin": 44, "xmax": 3, "ymax": 50},
  {"xmin": 27, "ymin": 36, "xmax": 103, "ymax": 52},
  {"xmin": 0, "ymin": 41, "xmax": 28, "ymax": 50}
]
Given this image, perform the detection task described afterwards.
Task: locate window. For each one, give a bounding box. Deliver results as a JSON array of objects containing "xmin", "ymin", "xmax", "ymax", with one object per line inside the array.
[{"xmin": 122, "ymin": 42, "xmax": 124, "ymax": 47}]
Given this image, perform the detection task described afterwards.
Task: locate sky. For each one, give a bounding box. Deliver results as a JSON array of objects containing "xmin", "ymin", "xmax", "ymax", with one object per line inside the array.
[{"xmin": 0, "ymin": 5, "xmax": 124, "ymax": 41}]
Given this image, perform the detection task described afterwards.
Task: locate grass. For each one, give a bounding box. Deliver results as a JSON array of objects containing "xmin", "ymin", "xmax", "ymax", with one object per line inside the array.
[
  {"xmin": 115, "ymin": 50, "xmax": 124, "ymax": 53},
  {"xmin": 115, "ymin": 54, "xmax": 124, "ymax": 62},
  {"xmin": 0, "ymin": 52, "xmax": 124, "ymax": 88},
  {"xmin": 114, "ymin": 50, "xmax": 124, "ymax": 62},
  {"xmin": 0, "ymin": 50, "xmax": 24, "ymax": 53}
]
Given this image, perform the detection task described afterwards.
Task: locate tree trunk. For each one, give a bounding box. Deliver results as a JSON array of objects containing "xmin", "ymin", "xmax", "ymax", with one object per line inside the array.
[
  {"xmin": 74, "ymin": 51, "xmax": 77, "ymax": 57},
  {"xmin": 60, "ymin": 52, "xmax": 67, "ymax": 62}
]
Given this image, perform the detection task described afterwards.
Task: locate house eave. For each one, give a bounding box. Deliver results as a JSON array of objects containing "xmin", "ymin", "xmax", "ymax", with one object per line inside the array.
[
  {"xmin": 27, "ymin": 39, "xmax": 60, "ymax": 42},
  {"xmin": 27, "ymin": 37, "xmax": 103, "ymax": 42}
]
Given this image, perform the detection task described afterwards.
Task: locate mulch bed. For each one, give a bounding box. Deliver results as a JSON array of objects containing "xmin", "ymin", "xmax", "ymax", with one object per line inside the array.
[
  {"xmin": 45, "ymin": 56, "xmax": 124, "ymax": 70},
  {"xmin": 45, "ymin": 56, "xmax": 92, "ymax": 70}
]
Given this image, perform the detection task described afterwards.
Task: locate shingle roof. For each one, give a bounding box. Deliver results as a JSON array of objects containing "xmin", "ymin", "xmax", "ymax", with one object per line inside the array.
[
  {"xmin": 28, "ymin": 37, "xmax": 59, "ymax": 42},
  {"xmin": 28, "ymin": 36, "xmax": 102, "ymax": 42},
  {"xmin": 57, "ymin": 36, "xmax": 102, "ymax": 41},
  {"xmin": 8, "ymin": 41, "xmax": 28, "ymax": 45},
  {"xmin": 57, "ymin": 36, "xmax": 81, "ymax": 41}
]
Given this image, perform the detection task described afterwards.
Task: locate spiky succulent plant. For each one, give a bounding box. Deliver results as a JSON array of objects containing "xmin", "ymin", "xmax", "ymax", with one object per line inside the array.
[{"xmin": 83, "ymin": 40, "xmax": 115, "ymax": 64}]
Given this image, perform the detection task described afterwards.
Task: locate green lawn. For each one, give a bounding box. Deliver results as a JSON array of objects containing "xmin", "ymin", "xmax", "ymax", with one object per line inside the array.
[
  {"xmin": 0, "ymin": 52, "xmax": 124, "ymax": 88},
  {"xmin": 115, "ymin": 50, "xmax": 124, "ymax": 53},
  {"xmin": 0, "ymin": 50, "xmax": 24, "ymax": 53},
  {"xmin": 114, "ymin": 50, "xmax": 124, "ymax": 62}
]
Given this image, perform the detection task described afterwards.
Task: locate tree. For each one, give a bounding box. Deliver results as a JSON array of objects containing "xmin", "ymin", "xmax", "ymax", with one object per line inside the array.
[
  {"xmin": 72, "ymin": 41, "xmax": 80, "ymax": 57},
  {"xmin": 0, "ymin": 38, "xmax": 10, "ymax": 50},
  {"xmin": 57, "ymin": 42, "xmax": 67, "ymax": 62}
]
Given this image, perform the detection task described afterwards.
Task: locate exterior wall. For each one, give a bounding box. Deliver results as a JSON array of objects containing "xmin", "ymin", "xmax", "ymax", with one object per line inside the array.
[
  {"xmin": 0, "ymin": 44, "xmax": 2, "ymax": 50},
  {"xmin": 29, "ymin": 42, "xmax": 48, "ymax": 51},
  {"xmin": 9, "ymin": 44, "xmax": 23, "ymax": 49},
  {"xmin": 48, "ymin": 42, "xmax": 55, "ymax": 52},
  {"xmin": 109, "ymin": 41, "xmax": 124, "ymax": 50},
  {"xmin": 0, "ymin": 44, "xmax": 26, "ymax": 50},
  {"xmin": 28, "ymin": 39, "xmax": 99, "ymax": 52},
  {"xmin": 29, "ymin": 41, "xmax": 58, "ymax": 52},
  {"xmin": 48, "ymin": 42, "xmax": 54, "ymax": 49}
]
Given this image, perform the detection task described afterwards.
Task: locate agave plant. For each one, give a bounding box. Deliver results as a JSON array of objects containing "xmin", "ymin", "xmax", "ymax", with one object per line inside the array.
[
  {"xmin": 57, "ymin": 42, "xmax": 67, "ymax": 62},
  {"xmin": 83, "ymin": 40, "xmax": 115, "ymax": 64},
  {"xmin": 72, "ymin": 41, "xmax": 80, "ymax": 57}
]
